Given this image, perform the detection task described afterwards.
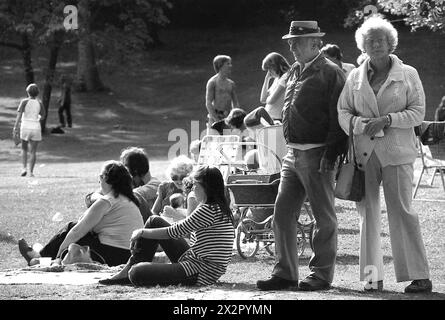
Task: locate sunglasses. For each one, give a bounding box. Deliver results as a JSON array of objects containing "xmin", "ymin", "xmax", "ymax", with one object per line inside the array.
[{"xmin": 171, "ymin": 175, "xmax": 186, "ymax": 181}]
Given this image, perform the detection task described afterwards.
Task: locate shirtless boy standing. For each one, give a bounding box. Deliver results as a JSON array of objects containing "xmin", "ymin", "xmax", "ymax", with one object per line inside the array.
[{"xmin": 205, "ymin": 55, "xmax": 240, "ymax": 126}]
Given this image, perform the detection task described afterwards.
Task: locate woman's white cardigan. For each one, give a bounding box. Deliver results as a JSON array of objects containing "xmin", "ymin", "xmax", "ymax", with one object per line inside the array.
[{"xmin": 337, "ymin": 54, "xmax": 425, "ymax": 168}]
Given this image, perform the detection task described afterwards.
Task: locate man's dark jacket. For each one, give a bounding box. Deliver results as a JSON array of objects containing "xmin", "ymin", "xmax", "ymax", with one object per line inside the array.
[{"xmin": 282, "ymin": 54, "xmax": 348, "ymax": 162}]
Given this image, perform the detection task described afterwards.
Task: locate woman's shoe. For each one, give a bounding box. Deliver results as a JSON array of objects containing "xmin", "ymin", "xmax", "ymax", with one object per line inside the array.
[
  {"xmin": 364, "ymin": 280, "xmax": 383, "ymax": 292},
  {"xmin": 18, "ymin": 238, "xmax": 36, "ymax": 266},
  {"xmin": 98, "ymin": 277, "xmax": 131, "ymax": 285}
]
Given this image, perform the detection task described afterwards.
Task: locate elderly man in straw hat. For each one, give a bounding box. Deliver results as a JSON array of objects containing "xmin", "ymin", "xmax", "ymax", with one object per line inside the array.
[{"xmin": 257, "ymin": 21, "xmax": 348, "ymax": 291}]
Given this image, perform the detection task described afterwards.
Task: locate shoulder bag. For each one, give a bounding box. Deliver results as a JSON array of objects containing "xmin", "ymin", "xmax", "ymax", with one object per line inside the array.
[{"xmin": 334, "ymin": 116, "xmax": 365, "ymax": 202}]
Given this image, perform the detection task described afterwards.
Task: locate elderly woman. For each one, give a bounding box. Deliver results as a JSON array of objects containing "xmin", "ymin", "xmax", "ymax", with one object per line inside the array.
[
  {"xmin": 337, "ymin": 16, "xmax": 432, "ymax": 293},
  {"xmin": 18, "ymin": 161, "xmax": 144, "ymax": 266},
  {"xmin": 152, "ymin": 155, "xmax": 195, "ymax": 215}
]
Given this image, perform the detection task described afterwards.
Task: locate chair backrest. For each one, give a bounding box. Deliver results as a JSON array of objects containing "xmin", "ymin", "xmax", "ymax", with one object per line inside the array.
[
  {"xmin": 256, "ymin": 124, "xmax": 287, "ymax": 174},
  {"xmin": 418, "ymin": 137, "xmax": 445, "ymax": 167},
  {"xmin": 417, "ymin": 121, "xmax": 445, "ymax": 166},
  {"xmin": 428, "ymin": 139, "xmax": 445, "ymax": 161}
]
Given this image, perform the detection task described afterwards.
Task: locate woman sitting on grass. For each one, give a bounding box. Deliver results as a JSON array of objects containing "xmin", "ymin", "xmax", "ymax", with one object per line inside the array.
[
  {"xmin": 99, "ymin": 165, "xmax": 235, "ymax": 287},
  {"xmin": 151, "ymin": 155, "xmax": 194, "ymax": 215},
  {"xmin": 18, "ymin": 160, "xmax": 144, "ymax": 267}
]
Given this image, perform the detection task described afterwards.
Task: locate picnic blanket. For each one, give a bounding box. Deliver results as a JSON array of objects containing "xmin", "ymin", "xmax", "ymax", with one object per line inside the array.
[
  {"xmin": 0, "ymin": 263, "xmax": 122, "ymax": 285},
  {"xmin": 0, "ymin": 253, "xmax": 170, "ymax": 285}
]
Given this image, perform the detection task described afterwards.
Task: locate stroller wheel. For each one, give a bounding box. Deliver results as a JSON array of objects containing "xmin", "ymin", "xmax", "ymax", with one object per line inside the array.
[
  {"xmin": 236, "ymin": 222, "xmax": 259, "ymax": 259},
  {"xmin": 296, "ymin": 225, "xmax": 306, "ymax": 257}
]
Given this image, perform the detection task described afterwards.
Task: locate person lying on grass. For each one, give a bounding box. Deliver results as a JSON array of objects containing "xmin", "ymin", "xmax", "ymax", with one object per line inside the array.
[
  {"xmin": 18, "ymin": 160, "xmax": 144, "ymax": 267},
  {"xmin": 99, "ymin": 165, "xmax": 235, "ymax": 287}
]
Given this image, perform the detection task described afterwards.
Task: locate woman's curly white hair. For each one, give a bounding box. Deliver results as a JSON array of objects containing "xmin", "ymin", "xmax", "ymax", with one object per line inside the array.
[
  {"xmin": 355, "ymin": 15, "xmax": 398, "ymax": 54},
  {"xmin": 165, "ymin": 155, "xmax": 195, "ymax": 179}
]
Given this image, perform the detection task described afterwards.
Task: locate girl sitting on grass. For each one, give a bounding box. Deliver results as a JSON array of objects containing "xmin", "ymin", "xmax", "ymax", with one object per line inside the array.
[{"xmin": 99, "ymin": 165, "xmax": 235, "ymax": 286}]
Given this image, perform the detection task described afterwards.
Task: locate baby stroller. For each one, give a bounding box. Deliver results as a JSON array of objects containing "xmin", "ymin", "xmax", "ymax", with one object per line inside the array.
[
  {"xmin": 224, "ymin": 125, "xmax": 316, "ymax": 258},
  {"xmin": 227, "ymin": 174, "xmax": 315, "ymax": 259}
]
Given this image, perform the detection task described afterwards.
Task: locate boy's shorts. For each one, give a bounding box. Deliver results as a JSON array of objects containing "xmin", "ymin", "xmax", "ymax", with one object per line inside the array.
[{"xmin": 20, "ymin": 127, "xmax": 42, "ymax": 141}]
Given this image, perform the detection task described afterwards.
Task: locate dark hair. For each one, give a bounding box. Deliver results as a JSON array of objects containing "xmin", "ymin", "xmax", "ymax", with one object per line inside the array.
[
  {"xmin": 321, "ymin": 44, "xmax": 343, "ymax": 61},
  {"xmin": 102, "ymin": 160, "xmax": 139, "ymax": 207},
  {"xmin": 213, "ymin": 55, "xmax": 231, "ymax": 73},
  {"xmin": 119, "ymin": 147, "xmax": 149, "ymax": 177},
  {"xmin": 192, "ymin": 165, "xmax": 233, "ymax": 225},
  {"xmin": 225, "ymin": 108, "xmax": 246, "ymax": 129}
]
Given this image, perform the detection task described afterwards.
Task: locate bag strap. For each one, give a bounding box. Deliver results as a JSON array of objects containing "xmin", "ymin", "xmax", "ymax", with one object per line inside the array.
[{"xmin": 348, "ymin": 116, "xmax": 359, "ymax": 167}]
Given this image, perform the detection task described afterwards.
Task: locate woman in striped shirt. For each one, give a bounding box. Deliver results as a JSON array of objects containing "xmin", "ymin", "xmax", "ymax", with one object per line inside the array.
[{"xmin": 99, "ymin": 165, "xmax": 235, "ymax": 286}]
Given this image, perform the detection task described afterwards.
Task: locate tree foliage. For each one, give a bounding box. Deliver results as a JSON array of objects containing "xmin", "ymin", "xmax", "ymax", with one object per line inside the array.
[
  {"xmin": 344, "ymin": 0, "xmax": 444, "ymax": 32},
  {"xmin": 0, "ymin": 0, "xmax": 66, "ymax": 83},
  {"xmin": 378, "ymin": 0, "xmax": 444, "ymax": 31}
]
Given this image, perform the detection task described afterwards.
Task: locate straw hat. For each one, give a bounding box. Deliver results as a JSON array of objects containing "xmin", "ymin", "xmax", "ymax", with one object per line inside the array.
[{"xmin": 282, "ymin": 21, "xmax": 325, "ymax": 39}]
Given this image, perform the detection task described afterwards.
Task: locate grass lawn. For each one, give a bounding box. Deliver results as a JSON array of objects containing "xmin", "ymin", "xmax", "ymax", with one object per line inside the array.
[{"xmin": 0, "ymin": 25, "xmax": 444, "ymax": 300}]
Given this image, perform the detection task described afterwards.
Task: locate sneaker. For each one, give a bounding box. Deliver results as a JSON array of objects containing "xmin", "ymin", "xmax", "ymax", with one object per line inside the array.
[
  {"xmin": 257, "ymin": 276, "xmax": 298, "ymax": 291},
  {"xmin": 298, "ymin": 274, "xmax": 330, "ymax": 291},
  {"xmin": 29, "ymin": 173, "xmax": 35, "ymax": 177},
  {"xmin": 404, "ymin": 279, "xmax": 432, "ymax": 293},
  {"xmin": 364, "ymin": 280, "xmax": 383, "ymax": 292},
  {"xmin": 20, "ymin": 169, "xmax": 27, "ymax": 177}
]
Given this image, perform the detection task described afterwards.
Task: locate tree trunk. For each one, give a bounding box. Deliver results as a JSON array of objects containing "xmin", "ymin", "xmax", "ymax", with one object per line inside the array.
[
  {"xmin": 21, "ymin": 33, "xmax": 35, "ymax": 85},
  {"xmin": 0, "ymin": 34, "xmax": 35, "ymax": 85},
  {"xmin": 40, "ymin": 30, "xmax": 65, "ymax": 133},
  {"xmin": 75, "ymin": 0, "xmax": 104, "ymax": 92},
  {"xmin": 76, "ymin": 34, "xmax": 104, "ymax": 91}
]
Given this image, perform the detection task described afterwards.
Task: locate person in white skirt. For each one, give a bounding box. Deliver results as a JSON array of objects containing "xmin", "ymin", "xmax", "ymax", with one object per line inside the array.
[{"xmin": 13, "ymin": 83, "xmax": 46, "ymax": 177}]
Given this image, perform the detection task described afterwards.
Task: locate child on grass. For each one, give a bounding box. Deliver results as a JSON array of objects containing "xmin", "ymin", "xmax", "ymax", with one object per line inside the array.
[
  {"xmin": 205, "ymin": 55, "xmax": 240, "ymax": 127},
  {"xmin": 13, "ymin": 83, "xmax": 46, "ymax": 177},
  {"xmin": 160, "ymin": 193, "xmax": 187, "ymax": 224}
]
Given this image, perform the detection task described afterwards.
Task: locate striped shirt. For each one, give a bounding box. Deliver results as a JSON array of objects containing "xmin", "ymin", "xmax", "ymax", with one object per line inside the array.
[{"xmin": 167, "ymin": 203, "xmax": 235, "ymax": 286}]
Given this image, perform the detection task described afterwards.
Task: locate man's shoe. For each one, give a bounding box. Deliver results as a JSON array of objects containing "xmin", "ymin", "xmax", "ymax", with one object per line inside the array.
[
  {"xmin": 404, "ymin": 279, "xmax": 432, "ymax": 293},
  {"xmin": 364, "ymin": 280, "xmax": 383, "ymax": 292},
  {"xmin": 257, "ymin": 276, "xmax": 298, "ymax": 291},
  {"xmin": 298, "ymin": 275, "xmax": 330, "ymax": 291}
]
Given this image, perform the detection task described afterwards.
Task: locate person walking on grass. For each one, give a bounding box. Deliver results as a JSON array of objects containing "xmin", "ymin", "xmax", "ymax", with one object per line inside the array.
[
  {"xmin": 13, "ymin": 83, "xmax": 46, "ymax": 177},
  {"xmin": 256, "ymin": 20, "xmax": 348, "ymax": 291},
  {"xmin": 205, "ymin": 55, "xmax": 240, "ymax": 129}
]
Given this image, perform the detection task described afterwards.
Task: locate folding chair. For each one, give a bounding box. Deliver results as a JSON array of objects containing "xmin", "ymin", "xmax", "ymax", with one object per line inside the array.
[{"xmin": 413, "ymin": 126, "xmax": 445, "ymax": 200}]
